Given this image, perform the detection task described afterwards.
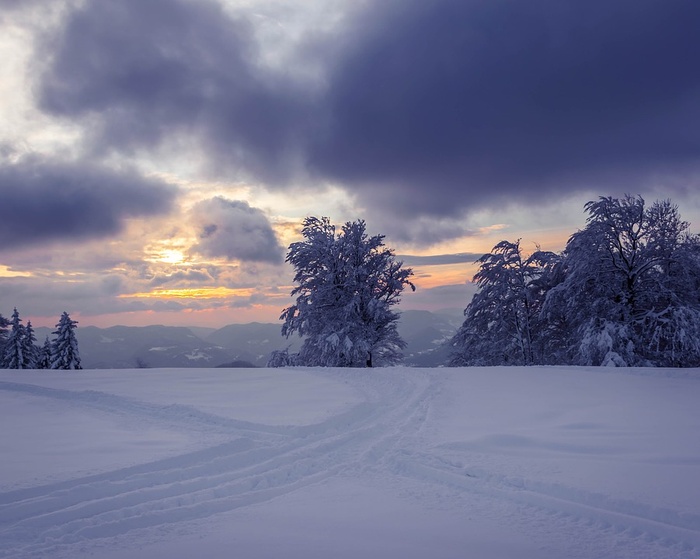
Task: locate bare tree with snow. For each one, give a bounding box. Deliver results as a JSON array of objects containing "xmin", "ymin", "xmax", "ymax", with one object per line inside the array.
[
  {"xmin": 450, "ymin": 195, "xmax": 700, "ymax": 367},
  {"xmin": 543, "ymin": 195, "xmax": 700, "ymax": 366},
  {"xmin": 449, "ymin": 240, "xmax": 560, "ymax": 366},
  {"xmin": 278, "ymin": 217, "xmax": 415, "ymax": 367}
]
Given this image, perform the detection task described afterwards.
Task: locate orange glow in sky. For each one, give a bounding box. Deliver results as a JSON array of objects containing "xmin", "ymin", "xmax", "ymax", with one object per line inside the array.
[{"xmin": 121, "ymin": 286, "xmax": 256, "ymax": 300}]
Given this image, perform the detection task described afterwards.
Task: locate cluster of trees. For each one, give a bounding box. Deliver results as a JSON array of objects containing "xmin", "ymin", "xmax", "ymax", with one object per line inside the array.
[
  {"xmin": 272, "ymin": 197, "xmax": 700, "ymax": 369},
  {"xmin": 450, "ymin": 195, "xmax": 700, "ymax": 367},
  {"xmin": 0, "ymin": 309, "xmax": 82, "ymax": 370},
  {"xmin": 270, "ymin": 217, "xmax": 415, "ymax": 367}
]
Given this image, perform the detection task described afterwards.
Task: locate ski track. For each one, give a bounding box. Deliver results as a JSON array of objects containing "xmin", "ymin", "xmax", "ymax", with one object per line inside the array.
[{"xmin": 1, "ymin": 371, "xmax": 699, "ymax": 558}]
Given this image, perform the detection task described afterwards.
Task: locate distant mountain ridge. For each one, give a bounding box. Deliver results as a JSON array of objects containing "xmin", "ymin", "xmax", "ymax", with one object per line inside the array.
[{"xmin": 33, "ymin": 310, "xmax": 461, "ymax": 369}]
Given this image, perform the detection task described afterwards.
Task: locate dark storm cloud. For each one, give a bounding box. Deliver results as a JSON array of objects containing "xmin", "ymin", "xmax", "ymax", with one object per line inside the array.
[
  {"xmin": 35, "ymin": 0, "xmax": 700, "ymax": 238},
  {"xmin": 149, "ymin": 269, "xmax": 215, "ymax": 287},
  {"xmin": 190, "ymin": 197, "xmax": 284, "ymax": 264},
  {"xmin": 37, "ymin": 0, "xmax": 314, "ymax": 181},
  {"xmin": 310, "ymin": 0, "xmax": 700, "ymax": 217},
  {"xmin": 0, "ymin": 156, "xmax": 176, "ymax": 250}
]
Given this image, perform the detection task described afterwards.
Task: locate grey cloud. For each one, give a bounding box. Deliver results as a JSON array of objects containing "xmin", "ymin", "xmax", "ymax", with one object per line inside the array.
[
  {"xmin": 401, "ymin": 283, "xmax": 478, "ymax": 314},
  {"xmin": 149, "ymin": 269, "xmax": 215, "ymax": 288},
  {"xmin": 149, "ymin": 300, "xmax": 188, "ymax": 312},
  {"xmin": 100, "ymin": 275, "xmax": 125, "ymax": 296},
  {"xmin": 398, "ymin": 253, "xmax": 484, "ymax": 267},
  {"xmin": 190, "ymin": 197, "xmax": 284, "ymax": 263},
  {"xmin": 34, "ymin": 0, "xmax": 700, "ymax": 245},
  {"xmin": 0, "ymin": 276, "xmax": 145, "ymax": 318},
  {"xmin": 0, "ymin": 0, "xmax": 43, "ymax": 10},
  {"xmin": 310, "ymin": 0, "xmax": 700, "ymax": 220},
  {"xmin": 0, "ymin": 156, "xmax": 177, "ymax": 250},
  {"xmin": 37, "ymin": 0, "xmax": 314, "ymax": 182}
]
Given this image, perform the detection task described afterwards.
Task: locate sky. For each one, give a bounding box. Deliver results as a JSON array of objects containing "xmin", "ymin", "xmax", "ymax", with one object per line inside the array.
[{"xmin": 1, "ymin": 0, "xmax": 700, "ymax": 329}]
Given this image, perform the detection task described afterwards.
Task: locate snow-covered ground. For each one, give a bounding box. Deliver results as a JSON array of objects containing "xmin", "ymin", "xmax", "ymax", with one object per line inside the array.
[{"xmin": 1, "ymin": 366, "xmax": 699, "ymax": 559}]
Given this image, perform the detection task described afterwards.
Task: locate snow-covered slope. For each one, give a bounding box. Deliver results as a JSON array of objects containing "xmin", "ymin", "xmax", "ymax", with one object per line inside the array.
[{"xmin": 1, "ymin": 366, "xmax": 699, "ymax": 558}]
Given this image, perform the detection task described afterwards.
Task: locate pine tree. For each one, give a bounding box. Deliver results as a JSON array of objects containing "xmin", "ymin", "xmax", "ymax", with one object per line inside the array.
[
  {"xmin": 22, "ymin": 320, "xmax": 39, "ymax": 369},
  {"xmin": 279, "ymin": 217, "xmax": 415, "ymax": 367},
  {"xmin": 51, "ymin": 312, "xmax": 82, "ymax": 370},
  {"xmin": 38, "ymin": 336, "xmax": 52, "ymax": 370},
  {"xmin": 1, "ymin": 308, "xmax": 25, "ymax": 369},
  {"xmin": 0, "ymin": 313, "xmax": 9, "ymax": 361}
]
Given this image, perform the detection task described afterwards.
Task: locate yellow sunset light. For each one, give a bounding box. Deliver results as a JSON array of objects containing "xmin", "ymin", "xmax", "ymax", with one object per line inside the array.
[
  {"xmin": 0, "ymin": 265, "xmax": 31, "ymax": 278},
  {"xmin": 157, "ymin": 249, "xmax": 186, "ymax": 264},
  {"xmin": 120, "ymin": 287, "xmax": 255, "ymax": 299}
]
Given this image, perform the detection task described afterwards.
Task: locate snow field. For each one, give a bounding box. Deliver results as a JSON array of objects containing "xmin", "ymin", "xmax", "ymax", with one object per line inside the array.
[{"xmin": 1, "ymin": 366, "xmax": 699, "ymax": 558}]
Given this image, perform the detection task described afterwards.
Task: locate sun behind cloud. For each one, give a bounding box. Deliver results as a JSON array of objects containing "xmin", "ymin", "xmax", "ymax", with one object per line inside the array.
[{"xmin": 156, "ymin": 249, "xmax": 186, "ymax": 265}]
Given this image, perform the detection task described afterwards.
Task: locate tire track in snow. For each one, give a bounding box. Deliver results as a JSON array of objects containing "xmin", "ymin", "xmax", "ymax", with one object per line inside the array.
[
  {"xmin": 0, "ymin": 370, "xmax": 433, "ymax": 559},
  {"xmin": 0, "ymin": 381, "xmax": 288, "ymax": 437},
  {"xmin": 6, "ymin": 369, "xmax": 696, "ymax": 558},
  {"xmin": 388, "ymin": 449, "xmax": 700, "ymax": 557}
]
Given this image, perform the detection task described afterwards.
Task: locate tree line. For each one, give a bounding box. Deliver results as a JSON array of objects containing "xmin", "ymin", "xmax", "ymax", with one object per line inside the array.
[
  {"xmin": 4, "ymin": 194, "xmax": 696, "ymax": 370},
  {"xmin": 273, "ymin": 195, "xmax": 700, "ymax": 368},
  {"xmin": 0, "ymin": 309, "xmax": 82, "ymax": 370}
]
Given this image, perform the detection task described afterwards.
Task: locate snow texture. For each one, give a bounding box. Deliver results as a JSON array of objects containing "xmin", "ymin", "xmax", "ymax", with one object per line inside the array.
[{"xmin": 1, "ymin": 366, "xmax": 700, "ymax": 558}]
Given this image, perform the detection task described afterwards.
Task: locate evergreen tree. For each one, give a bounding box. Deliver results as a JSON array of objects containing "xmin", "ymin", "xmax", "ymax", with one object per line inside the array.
[
  {"xmin": 38, "ymin": 336, "xmax": 52, "ymax": 370},
  {"xmin": 51, "ymin": 312, "xmax": 82, "ymax": 370},
  {"xmin": 0, "ymin": 313, "xmax": 9, "ymax": 360},
  {"xmin": 279, "ymin": 217, "xmax": 415, "ymax": 367},
  {"xmin": 22, "ymin": 320, "xmax": 39, "ymax": 369},
  {"xmin": 1, "ymin": 308, "xmax": 25, "ymax": 369}
]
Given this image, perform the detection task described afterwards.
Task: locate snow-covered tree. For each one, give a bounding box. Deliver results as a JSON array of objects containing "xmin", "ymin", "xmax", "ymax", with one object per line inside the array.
[
  {"xmin": 267, "ymin": 347, "xmax": 297, "ymax": 367},
  {"xmin": 279, "ymin": 217, "xmax": 415, "ymax": 367},
  {"xmin": 38, "ymin": 336, "xmax": 52, "ymax": 370},
  {"xmin": 51, "ymin": 312, "xmax": 82, "ymax": 370},
  {"xmin": 542, "ymin": 195, "xmax": 700, "ymax": 367},
  {"xmin": 1, "ymin": 308, "xmax": 25, "ymax": 369},
  {"xmin": 22, "ymin": 320, "xmax": 39, "ymax": 369},
  {"xmin": 448, "ymin": 195, "xmax": 700, "ymax": 368},
  {"xmin": 0, "ymin": 313, "xmax": 9, "ymax": 359},
  {"xmin": 449, "ymin": 240, "xmax": 560, "ymax": 366}
]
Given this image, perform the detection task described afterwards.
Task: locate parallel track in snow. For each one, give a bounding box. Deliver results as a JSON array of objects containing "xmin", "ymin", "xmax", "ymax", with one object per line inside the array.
[
  {"xmin": 1, "ymin": 370, "xmax": 699, "ymax": 559},
  {"xmin": 0, "ymin": 372, "xmax": 432, "ymax": 558}
]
